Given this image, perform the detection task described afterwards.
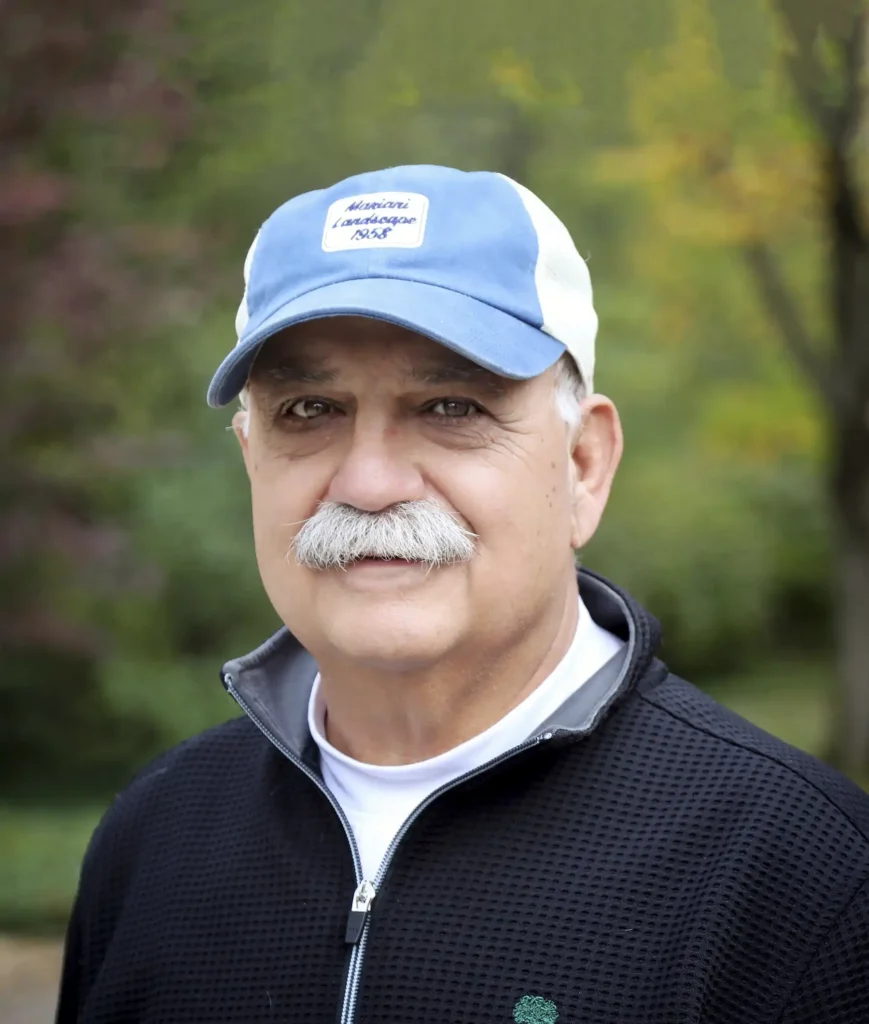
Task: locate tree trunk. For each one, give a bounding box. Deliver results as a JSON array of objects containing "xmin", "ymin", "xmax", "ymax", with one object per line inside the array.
[
  {"xmin": 765, "ymin": 0, "xmax": 869, "ymax": 778},
  {"xmin": 827, "ymin": 115, "xmax": 869, "ymax": 776},
  {"xmin": 830, "ymin": 425, "xmax": 869, "ymax": 778}
]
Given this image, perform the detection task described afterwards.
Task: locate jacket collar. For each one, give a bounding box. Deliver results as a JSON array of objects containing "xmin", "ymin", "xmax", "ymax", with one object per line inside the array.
[{"xmin": 220, "ymin": 568, "xmax": 661, "ymax": 770}]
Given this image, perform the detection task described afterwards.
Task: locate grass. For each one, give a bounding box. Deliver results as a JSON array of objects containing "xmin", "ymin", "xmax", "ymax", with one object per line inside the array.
[
  {"xmin": 0, "ymin": 805, "xmax": 102, "ymax": 935},
  {"xmin": 0, "ymin": 659, "xmax": 864, "ymax": 937}
]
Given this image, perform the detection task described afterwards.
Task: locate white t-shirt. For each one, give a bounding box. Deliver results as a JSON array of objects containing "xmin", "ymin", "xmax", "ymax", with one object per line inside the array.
[{"xmin": 308, "ymin": 596, "xmax": 624, "ymax": 881}]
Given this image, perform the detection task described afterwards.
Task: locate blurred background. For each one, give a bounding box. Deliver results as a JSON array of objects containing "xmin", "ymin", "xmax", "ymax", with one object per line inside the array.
[{"xmin": 2, "ymin": 0, "xmax": 868, "ymax": 1017}]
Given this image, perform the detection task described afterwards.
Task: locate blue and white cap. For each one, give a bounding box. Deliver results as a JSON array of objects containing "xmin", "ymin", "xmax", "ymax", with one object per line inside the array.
[{"xmin": 207, "ymin": 164, "xmax": 597, "ymax": 407}]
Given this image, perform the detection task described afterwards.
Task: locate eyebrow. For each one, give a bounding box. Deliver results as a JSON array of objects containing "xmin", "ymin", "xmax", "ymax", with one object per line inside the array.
[
  {"xmin": 410, "ymin": 361, "xmax": 509, "ymax": 396},
  {"xmin": 260, "ymin": 362, "xmax": 338, "ymax": 386},
  {"xmin": 253, "ymin": 355, "xmax": 510, "ymax": 396}
]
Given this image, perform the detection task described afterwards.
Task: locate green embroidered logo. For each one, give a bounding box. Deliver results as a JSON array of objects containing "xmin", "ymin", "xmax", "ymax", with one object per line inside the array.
[{"xmin": 513, "ymin": 994, "xmax": 559, "ymax": 1024}]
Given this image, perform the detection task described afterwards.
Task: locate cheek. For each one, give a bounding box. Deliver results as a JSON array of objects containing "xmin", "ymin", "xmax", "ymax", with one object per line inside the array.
[
  {"xmin": 436, "ymin": 448, "xmax": 573, "ymax": 557},
  {"xmin": 528, "ymin": 461, "xmax": 574, "ymax": 551},
  {"xmin": 248, "ymin": 486, "xmax": 291, "ymax": 586},
  {"xmin": 247, "ymin": 460, "xmax": 318, "ymax": 559},
  {"xmin": 247, "ymin": 468, "xmax": 321, "ymax": 624}
]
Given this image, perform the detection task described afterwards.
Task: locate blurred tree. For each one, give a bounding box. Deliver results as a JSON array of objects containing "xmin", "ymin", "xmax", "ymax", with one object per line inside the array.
[
  {"xmin": 2, "ymin": 0, "xmax": 856, "ymax": 794},
  {"xmin": 771, "ymin": 0, "xmax": 869, "ymax": 776},
  {"xmin": 0, "ymin": 0, "xmax": 425, "ymax": 793},
  {"xmin": 0, "ymin": 0, "xmax": 199, "ymax": 792},
  {"xmin": 596, "ymin": 0, "xmax": 869, "ymax": 774}
]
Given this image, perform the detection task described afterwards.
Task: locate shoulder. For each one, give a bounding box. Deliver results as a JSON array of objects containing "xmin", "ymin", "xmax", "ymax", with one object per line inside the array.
[
  {"xmin": 629, "ymin": 665, "xmax": 869, "ymax": 996},
  {"xmin": 113, "ymin": 714, "xmax": 264, "ymax": 804},
  {"xmin": 635, "ymin": 665, "xmax": 869, "ymax": 846},
  {"xmin": 79, "ymin": 716, "xmax": 268, "ymax": 880},
  {"xmin": 59, "ymin": 716, "xmax": 287, "ymax": 1012}
]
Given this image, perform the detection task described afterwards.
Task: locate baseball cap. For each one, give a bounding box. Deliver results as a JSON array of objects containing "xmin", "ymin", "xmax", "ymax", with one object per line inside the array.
[{"xmin": 207, "ymin": 164, "xmax": 597, "ymax": 407}]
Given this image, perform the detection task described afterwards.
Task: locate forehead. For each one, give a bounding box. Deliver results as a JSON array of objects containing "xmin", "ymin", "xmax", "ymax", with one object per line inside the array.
[{"xmin": 249, "ymin": 316, "xmax": 509, "ymax": 390}]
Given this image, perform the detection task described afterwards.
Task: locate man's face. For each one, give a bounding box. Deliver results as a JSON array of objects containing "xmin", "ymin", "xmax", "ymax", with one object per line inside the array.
[{"xmin": 235, "ymin": 317, "xmax": 621, "ymax": 671}]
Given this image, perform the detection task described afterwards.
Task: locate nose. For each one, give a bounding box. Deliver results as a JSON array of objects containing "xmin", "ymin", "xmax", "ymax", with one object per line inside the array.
[{"xmin": 326, "ymin": 420, "xmax": 427, "ymax": 512}]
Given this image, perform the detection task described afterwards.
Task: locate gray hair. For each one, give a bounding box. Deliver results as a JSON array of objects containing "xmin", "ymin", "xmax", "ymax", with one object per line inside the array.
[
  {"xmin": 237, "ymin": 351, "xmax": 586, "ymax": 437},
  {"xmin": 552, "ymin": 353, "xmax": 586, "ymax": 435}
]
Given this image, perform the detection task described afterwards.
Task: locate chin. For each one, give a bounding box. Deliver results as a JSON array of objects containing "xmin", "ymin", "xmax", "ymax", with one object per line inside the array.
[{"xmin": 319, "ymin": 594, "xmax": 463, "ymax": 670}]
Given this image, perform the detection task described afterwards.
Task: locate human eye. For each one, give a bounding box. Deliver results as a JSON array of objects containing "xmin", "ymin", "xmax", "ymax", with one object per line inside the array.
[
  {"xmin": 425, "ymin": 398, "xmax": 484, "ymax": 420},
  {"xmin": 280, "ymin": 397, "xmax": 340, "ymax": 421}
]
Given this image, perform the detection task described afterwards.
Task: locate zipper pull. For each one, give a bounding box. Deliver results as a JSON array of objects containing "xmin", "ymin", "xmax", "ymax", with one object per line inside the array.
[{"xmin": 345, "ymin": 880, "xmax": 376, "ymax": 944}]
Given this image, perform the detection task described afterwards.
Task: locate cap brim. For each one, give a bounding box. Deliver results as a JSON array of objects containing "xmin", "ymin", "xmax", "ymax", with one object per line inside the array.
[{"xmin": 206, "ymin": 277, "xmax": 565, "ymax": 407}]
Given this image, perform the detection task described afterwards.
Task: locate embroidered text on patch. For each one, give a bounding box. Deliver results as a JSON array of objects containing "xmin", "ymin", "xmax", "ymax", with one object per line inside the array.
[{"xmin": 322, "ymin": 192, "xmax": 429, "ymax": 251}]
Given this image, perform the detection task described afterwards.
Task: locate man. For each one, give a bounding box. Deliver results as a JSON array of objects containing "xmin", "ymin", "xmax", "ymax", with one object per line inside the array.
[{"xmin": 57, "ymin": 165, "xmax": 869, "ymax": 1024}]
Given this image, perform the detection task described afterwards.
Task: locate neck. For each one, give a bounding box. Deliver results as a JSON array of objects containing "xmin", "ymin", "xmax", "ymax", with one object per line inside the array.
[{"xmin": 316, "ymin": 585, "xmax": 580, "ymax": 765}]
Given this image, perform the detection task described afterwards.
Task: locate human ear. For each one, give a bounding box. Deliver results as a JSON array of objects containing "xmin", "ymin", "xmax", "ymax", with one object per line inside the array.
[
  {"xmin": 232, "ymin": 409, "xmax": 253, "ymax": 478},
  {"xmin": 568, "ymin": 396, "xmax": 623, "ymax": 549}
]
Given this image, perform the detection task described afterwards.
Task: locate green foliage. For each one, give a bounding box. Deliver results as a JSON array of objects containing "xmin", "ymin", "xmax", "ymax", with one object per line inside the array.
[
  {"xmin": 2, "ymin": 0, "xmax": 848, "ymax": 797},
  {"xmin": 704, "ymin": 657, "xmax": 834, "ymax": 758},
  {"xmin": 0, "ymin": 805, "xmax": 102, "ymax": 934}
]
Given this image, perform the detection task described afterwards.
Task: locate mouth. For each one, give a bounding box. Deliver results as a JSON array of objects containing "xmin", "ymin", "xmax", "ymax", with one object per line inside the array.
[{"xmin": 348, "ymin": 556, "xmax": 422, "ymax": 568}]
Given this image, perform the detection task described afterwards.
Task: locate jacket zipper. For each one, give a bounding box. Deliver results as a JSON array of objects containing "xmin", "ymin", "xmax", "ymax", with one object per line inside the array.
[
  {"xmin": 221, "ymin": 679, "xmax": 367, "ymax": 1024},
  {"xmin": 339, "ymin": 734, "xmax": 550, "ymax": 1023},
  {"xmin": 224, "ymin": 672, "xmax": 553, "ymax": 1024}
]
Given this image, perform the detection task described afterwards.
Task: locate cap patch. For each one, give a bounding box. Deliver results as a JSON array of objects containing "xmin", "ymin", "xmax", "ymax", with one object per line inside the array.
[{"xmin": 322, "ymin": 191, "xmax": 429, "ymax": 251}]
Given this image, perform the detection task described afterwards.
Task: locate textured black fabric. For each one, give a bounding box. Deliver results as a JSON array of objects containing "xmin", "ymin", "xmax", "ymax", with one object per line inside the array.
[
  {"xmin": 57, "ymin": 576, "xmax": 869, "ymax": 1024},
  {"xmin": 778, "ymin": 877, "xmax": 869, "ymax": 1024}
]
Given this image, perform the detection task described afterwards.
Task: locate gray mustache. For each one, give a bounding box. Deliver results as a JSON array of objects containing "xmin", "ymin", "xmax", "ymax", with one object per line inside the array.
[{"xmin": 291, "ymin": 500, "xmax": 477, "ymax": 571}]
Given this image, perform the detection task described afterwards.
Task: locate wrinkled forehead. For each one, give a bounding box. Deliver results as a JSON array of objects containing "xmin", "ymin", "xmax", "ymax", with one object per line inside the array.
[{"xmin": 247, "ymin": 316, "xmax": 513, "ymax": 395}]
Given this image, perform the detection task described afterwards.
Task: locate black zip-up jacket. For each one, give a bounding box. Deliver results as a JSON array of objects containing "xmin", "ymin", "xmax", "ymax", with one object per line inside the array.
[{"xmin": 57, "ymin": 571, "xmax": 869, "ymax": 1024}]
